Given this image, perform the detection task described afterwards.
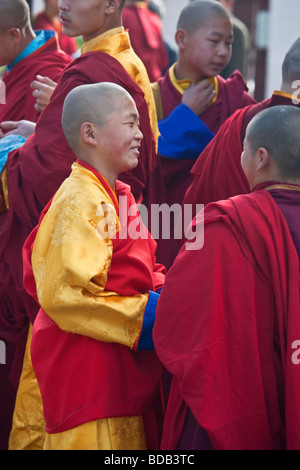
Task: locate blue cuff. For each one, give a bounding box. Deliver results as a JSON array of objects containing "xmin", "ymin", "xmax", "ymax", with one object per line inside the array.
[
  {"xmin": 137, "ymin": 291, "xmax": 159, "ymax": 350},
  {"xmin": 158, "ymin": 103, "xmax": 214, "ymax": 160},
  {"xmin": 0, "ymin": 135, "xmax": 26, "ymax": 173}
]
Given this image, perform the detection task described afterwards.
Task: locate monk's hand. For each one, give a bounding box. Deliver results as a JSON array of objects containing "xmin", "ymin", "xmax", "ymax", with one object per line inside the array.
[
  {"xmin": 30, "ymin": 75, "xmax": 57, "ymax": 113},
  {"xmin": 0, "ymin": 120, "xmax": 36, "ymax": 139},
  {"xmin": 182, "ymin": 80, "xmax": 216, "ymax": 115}
]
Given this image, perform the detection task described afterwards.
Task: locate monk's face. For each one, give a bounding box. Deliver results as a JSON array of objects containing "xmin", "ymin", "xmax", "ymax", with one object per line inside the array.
[
  {"xmin": 95, "ymin": 95, "xmax": 143, "ymax": 176},
  {"xmin": 58, "ymin": 0, "xmax": 120, "ymax": 42},
  {"xmin": 179, "ymin": 16, "xmax": 233, "ymax": 80}
]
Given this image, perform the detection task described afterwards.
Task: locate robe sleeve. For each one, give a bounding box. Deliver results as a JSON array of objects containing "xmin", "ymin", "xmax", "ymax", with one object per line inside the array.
[
  {"xmin": 31, "ymin": 181, "xmax": 150, "ymax": 350},
  {"xmin": 158, "ymin": 104, "xmax": 214, "ymax": 160}
]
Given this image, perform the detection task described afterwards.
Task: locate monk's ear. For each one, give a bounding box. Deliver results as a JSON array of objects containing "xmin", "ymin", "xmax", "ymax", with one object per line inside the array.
[
  {"xmin": 80, "ymin": 122, "xmax": 97, "ymax": 146},
  {"xmin": 105, "ymin": 0, "xmax": 120, "ymax": 14},
  {"xmin": 256, "ymin": 147, "xmax": 269, "ymax": 172},
  {"xmin": 7, "ymin": 28, "xmax": 21, "ymax": 44},
  {"xmin": 175, "ymin": 29, "xmax": 188, "ymax": 50}
]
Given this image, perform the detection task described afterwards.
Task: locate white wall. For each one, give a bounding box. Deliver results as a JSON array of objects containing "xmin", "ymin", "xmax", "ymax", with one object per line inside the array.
[
  {"xmin": 162, "ymin": 0, "xmax": 189, "ymax": 50},
  {"xmin": 32, "ymin": 0, "xmax": 43, "ymax": 14},
  {"xmin": 265, "ymin": 0, "xmax": 299, "ymax": 97}
]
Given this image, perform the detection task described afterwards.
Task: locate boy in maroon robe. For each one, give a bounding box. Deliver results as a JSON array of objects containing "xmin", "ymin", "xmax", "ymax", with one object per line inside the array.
[
  {"xmin": 152, "ymin": 1, "xmax": 255, "ymax": 268},
  {"xmin": 153, "ymin": 105, "xmax": 300, "ymax": 450},
  {"xmin": 0, "ymin": 0, "xmax": 72, "ymax": 124}
]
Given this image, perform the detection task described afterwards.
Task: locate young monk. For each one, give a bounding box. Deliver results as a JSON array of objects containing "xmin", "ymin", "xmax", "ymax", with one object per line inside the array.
[
  {"xmin": 153, "ymin": 105, "xmax": 300, "ymax": 450},
  {"xmin": 19, "ymin": 82, "xmax": 165, "ymax": 451},
  {"xmin": 151, "ymin": 0, "xmax": 256, "ymax": 268},
  {"xmin": 183, "ymin": 36, "xmax": 300, "ymax": 209},
  {"xmin": 0, "ymin": 0, "xmax": 72, "ymax": 124},
  {"xmin": 1, "ymin": 0, "xmax": 162, "ymax": 450}
]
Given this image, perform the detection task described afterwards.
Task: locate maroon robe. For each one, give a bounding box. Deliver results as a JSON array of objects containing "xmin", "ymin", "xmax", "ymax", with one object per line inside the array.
[
  {"xmin": 153, "ymin": 188, "xmax": 300, "ymax": 450},
  {"xmin": 0, "ymin": 33, "xmax": 72, "ymax": 123}
]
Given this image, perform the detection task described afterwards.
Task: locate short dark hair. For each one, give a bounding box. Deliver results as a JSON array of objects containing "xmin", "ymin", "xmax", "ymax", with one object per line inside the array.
[
  {"xmin": 177, "ymin": 0, "xmax": 230, "ymax": 34},
  {"xmin": 247, "ymin": 106, "xmax": 300, "ymax": 179}
]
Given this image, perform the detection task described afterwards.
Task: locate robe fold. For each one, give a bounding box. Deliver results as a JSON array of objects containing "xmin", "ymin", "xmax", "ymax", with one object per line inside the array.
[
  {"xmin": 0, "ymin": 32, "xmax": 72, "ymax": 123},
  {"xmin": 183, "ymin": 92, "xmax": 300, "ymax": 208},
  {"xmin": 153, "ymin": 188, "xmax": 300, "ymax": 450},
  {"xmin": 122, "ymin": 3, "xmax": 169, "ymax": 81},
  {"xmin": 25, "ymin": 161, "xmax": 165, "ymax": 448}
]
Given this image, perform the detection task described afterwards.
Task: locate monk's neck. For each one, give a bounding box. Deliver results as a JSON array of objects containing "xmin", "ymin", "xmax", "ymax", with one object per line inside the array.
[
  {"xmin": 174, "ymin": 61, "xmax": 206, "ymax": 82},
  {"xmin": 17, "ymin": 28, "xmax": 36, "ymax": 55},
  {"xmin": 82, "ymin": 19, "xmax": 122, "ymax": 43}
]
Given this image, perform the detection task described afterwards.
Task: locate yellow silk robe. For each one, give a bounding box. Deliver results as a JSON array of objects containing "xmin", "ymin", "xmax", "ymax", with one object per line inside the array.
[
  {"xmin": 9, "ymin": 28, "xmax": 161, "ymax": 449},
  {"xmin": 10, "ymin": 162, "xmax": 163, "ymax": 450}
]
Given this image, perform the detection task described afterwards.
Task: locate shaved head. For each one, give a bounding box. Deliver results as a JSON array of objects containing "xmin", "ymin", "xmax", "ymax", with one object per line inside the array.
[
  {"xmin": 177, "ymin": 0, "xmax": 230, "ymax": 34},
  {"xmin": 62, "ymin": 82, "xmax": 134, "ymax": 153},
  {"xmin": 282, "ymin": 37, "xmax": 300, "ymax": 85},
  {"xmin": 0, "ymin": 0, "xmax": 30, "ymax": 31},
  {"xmin": 246, "ymin": 106, "xmax": 300, "ymax": 179}
]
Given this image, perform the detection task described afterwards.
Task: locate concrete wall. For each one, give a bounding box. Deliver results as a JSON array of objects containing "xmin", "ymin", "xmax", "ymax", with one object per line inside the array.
[{"xmin": 32, "ymin": 0, "xmax": 43, "ymax": 14}]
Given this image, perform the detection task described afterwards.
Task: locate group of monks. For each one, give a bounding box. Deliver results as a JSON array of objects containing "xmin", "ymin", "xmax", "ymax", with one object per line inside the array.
[{"xmin": 0, "ymin": 0, "xmax": 300, "ymax": 451}]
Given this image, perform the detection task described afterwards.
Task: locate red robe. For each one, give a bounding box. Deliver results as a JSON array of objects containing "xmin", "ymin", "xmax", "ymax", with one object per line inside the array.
[
  {"xmin": 122, "ymin": 4, "xmax": 169, "ymax": 82},
  {"xmin": 0, "ymin": 33, "xmax": 72, "ymax": 123},
  {"xmin": 153, "ymin": 189, "xmax": 300, "ymax": 450},
  {"xmin": 183, "ymin": 93, "xmax": 300, "ymax": 208},
  {"xmin": 34, "ymin": 12, "xmax": 78, "ymax": 57}
]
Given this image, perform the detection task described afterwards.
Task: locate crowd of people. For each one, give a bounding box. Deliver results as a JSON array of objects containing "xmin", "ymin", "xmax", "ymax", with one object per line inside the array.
[{"xmin": 0, "ymin": 0, "xmax": 300, "ymax": 451}]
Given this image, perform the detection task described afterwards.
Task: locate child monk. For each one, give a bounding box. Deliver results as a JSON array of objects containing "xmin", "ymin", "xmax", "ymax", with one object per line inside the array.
[{"xmin": 21, "ymin": 82, "xmax": 166, "ymax": 450}]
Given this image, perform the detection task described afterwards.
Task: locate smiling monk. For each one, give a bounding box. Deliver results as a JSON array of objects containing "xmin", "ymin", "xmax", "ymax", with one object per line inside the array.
[{"xmin": 22, "ymin": 82, "xmax": 165, "ymax": 451}]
